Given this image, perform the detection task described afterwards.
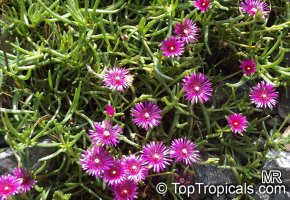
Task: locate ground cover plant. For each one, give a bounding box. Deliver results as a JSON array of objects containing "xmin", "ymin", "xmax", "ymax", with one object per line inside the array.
[{"xmin": 0, "ymin": 0, "xmax": 290, "ymax": 199}]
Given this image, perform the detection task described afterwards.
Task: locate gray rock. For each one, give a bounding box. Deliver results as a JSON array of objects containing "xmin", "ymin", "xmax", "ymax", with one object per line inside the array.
[
  {"xmin": 0, "ymin": 148, "xmax": 17, "ymax": 175},
  {"xmin": 262, "ymin": 149, "xmax": 290, "ymax": 186},
  {"xmin": 0, "ymin": 138, "xmax": 56, "ymax": 176},
  {"xmin": 215, "ymin": 78, "xmax": 252, "ymax": 106},
  {"xmin": 278, "ymin": 87, "xmax": 290, "ymax": 123},
  {"xmin": 190, "ymin": 154, "xmax": 237, "ymax": 200},
  {"xmin": 194, "ymin": 164, "xmax": 237, "ymax": 186},
  {"xmin": 253, "ymin": 187, "xmax": 290, "ymax": 200}
]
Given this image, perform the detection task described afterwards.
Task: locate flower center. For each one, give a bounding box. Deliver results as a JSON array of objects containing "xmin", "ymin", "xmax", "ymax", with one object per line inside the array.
[
  {"xmin": 183, "ymin": 29, "xmax": 188, "ymax": 34},
  {"xmin": 144, "ymin": 112, "xmax": 150, "ymax": 119},
  {"xmin": 153, "ymin": 154, "xmax": 160, "ymax": 161},
  {"xmin": 202, "ymin": 2, "xmax": 206, "ymax": 7},
  {"xmin": 261, "ymin": 93, "xmax": 267, "ymax": 99},
  {"xmin": 132, "ymin": 165, "xmax": 137, "ymax": 170},
  {"xmin": 112, "ymin": 170, "xmax": 117, "ymax": 175},
  {"xmin": 181, "ymin": 148, "xmax": 188, "ymax": 155},
  {"xmin": 234, "ymin": 122, "xmax": 238, "ymax": 126},
  {"xmin": 121, "ymin": 189, "xmax": 129, "ymax": 196},
  {"xmin": 170, "ymin": 46, "xmax": 175, "ymax": 51},
  {"xmin": 247, "ymin": 67, "xmax": 251, "ymax": 71},
  {"xmin": 19, "ymin": 178, "xmax": 24, "ymax": 183},
  {"xmin": 251, "ymin": 7, "xmax": 257, "ymax": 14},
  {"xmin": 4, "ymin": 186, "xmax": 10, "ymax": 191},
  {"xmin": 179, "ymin": 177, "xmax": 186, "ymax": 184},
  {"xmin": 115, "ymin": 76, "xmax": 121, "ymax": 81},
  {"xmin": 194, "ymin": 86, "xmax": 200, "ymax": 91},
  {"xmin": 94, "ymin": 158, "xmax": 100, "ymax": 164},
  {"xmin": 104, "ymin": 130, "xmax": 110, "ymax": 136}
]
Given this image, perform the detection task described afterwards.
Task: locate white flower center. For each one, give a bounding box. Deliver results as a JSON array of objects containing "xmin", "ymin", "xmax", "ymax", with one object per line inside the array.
[
  {"xmin": 112, "ymin": 170, "xmax": 117, "ymax": 175},
  {"xmin": 234, "ymin": 122, "xmax": 238, "ymax": 126},
  {"xmin": 247, "ymin": 67, "xmax": 251, "ymax": 70},
  {"xmin": 194, "ymin": 86, "xmax": 200, "ymax": 91},
  {"xmin": 94, "ymin": 158, "xmax": 100, "ymax": 164},
  {"xmin": 115, "ymin": 76, "xmax": 121, "ymax": 81},
  {"xmin": 182, "ymin": 148, "xmax": 188, "ymax": 154},
  {"xmin": 183, "ymin": 29, "xmax": 188, "ymax": 34},
  {"xmin": 104, "ymin": 130, "xmax": 110, "ymax": 136},
  {"xmin": 4, "ymin": 186, "xmax": 9, "ymax": 191},
  {"xmin": 132, "ymin": 165, "xmax": 137, "ymax": 170},
  {"xmin": 144, "ymin": 112, "xmax": 150, "ymax": 119},
  {"xmin": 154, "ymin": 154, "xmax": 160, "ymax": 159},
  {"xmin": 180, "ymin": 177, "xmax": 186, "ymax": 184},
  {"xmin": 251, "ymin": 7, "xmax": 257, "ymax": 13},
  {"xmin": 262, "ymin": 94, "xmax": 267, "ymax": 98},
  {"xmin": 202, "ymin": 2, "xmax": 206, "ymax": 6},
  {"xmin": 19, "ymin": 178, "xmax": 24, "ymax": 183},
  {"xmin": 170, "ymin": 46, "xmax": 175, "ymax": 51},
  {"xmin": 122, "ymin": 189, "xmax": 128, "ymax": 194}
]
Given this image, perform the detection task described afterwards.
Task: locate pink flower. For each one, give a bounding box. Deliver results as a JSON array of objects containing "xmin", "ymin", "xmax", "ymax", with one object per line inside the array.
[
  {"xmin": 12, "ymin": 168, "xmax": 36, "ymax": 193},
  {"xmin": 182, "ymin": 72, "xmax": 213, "ymax": 104},
  {"xmin": 131, "ymin": 101, "xmax": 162, "ymax": 131},
  {"xmin": 240, "ymin": 59, "xmax": 256, "ymax": 76},
  {"xmin": 173, "ymin": 19, "xmax": 199, "ymax": 44},
  {"xmin": 250, "ymin": 81, "xmax": 278, "ymax": 109},
  {"xmin": 102, "ymin": 67, "xmax": 133, "ymax": 92},
  {"xmin": 169, "ymin": 138, "xmax": 199, "ymax": 166},
  {"xmin": 0, "ymin": 174, "xmax": 21, "ymax": 200},
  {"xmin": 241, "ymin": 0, "xmax": 269, "ymax": 19},
  {"xmin": 80, "ymin": 146, "xmax": 114, "ymax": 177},
  {"xmin": 89, "ymin": 120, "xmax": 122, "ymax": 146},
  {"xmin": 193, "ymin": 0, "xmax": 211, "ymax": 12},
  {"xmin": 122, "ymin": 155, "xmax": 148, "ymax": 183},
  {"xmin": 227, "ymin": 113, "xmax": 248, "ymax": 134},
  {"xmin": 112, "ymin": 180, "xmax": 138, "ymax": 200},
  {"xmin": 103, "ymin": 159, "xmax": 126, "ymax": 186},
  {"xmin": 141, "ymin": 141, "xmax": 171, "ymax": 173},
  {"xmin": 160, "ymin": 36, "xmax": 184, "ymax": 57},
  {"xmin": 105, "ymin": 105, "xmax": 115, "ymax": 117}
]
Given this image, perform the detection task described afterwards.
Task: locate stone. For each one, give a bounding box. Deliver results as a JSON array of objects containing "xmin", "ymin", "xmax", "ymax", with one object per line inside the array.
[
  {"xmin": 253, "ymin": 187, "xmax": 290, "ymax": 200},
  {"xmin": 281, "ymin": 125, "xmax": 290, "ymax": 151},
  {"xmin": 262, "ymin": 149, "xmax": 290, "ymax": 186},
  {"xmin": 215, "ymin": 78, "xmax": 252, "ymax": 106},
  {"xmin": 190, "ymin": 154, "xmax": 237, "ymax": 200},
  {"xmin": 0, "ymin": 138, "xmax": 56, "ymax": 176},
  {"xmin": 0, "ymin": 148, "xmax": 18, "ymax": 175},
  {"xmin": 278, "ymin": 87, "xmax": 290, "ymax": 123}
]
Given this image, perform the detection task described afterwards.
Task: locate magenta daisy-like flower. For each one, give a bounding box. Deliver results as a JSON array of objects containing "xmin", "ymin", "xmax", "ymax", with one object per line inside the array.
[
  {"xmin": 227, "ymin": 113, "xmax": 248, "ymax": 134},
  {"xmin": 249, "ymin": 81, "xmax": 278, "ymax": 109},
  {"xmin": 12, "ymin": 168, "xmax": 36, "ymax": 193},
  {"xmin": 112, "ymin": 180, "xmax": 138, "ymax": 200},
  {"xmin": 182, "ymin": 72, "xmax": 213, "ymax": 104},
  {"xmin": 0, "ymin": 174, "xmax": 21, "ymax": 200},
  {"xmin": 240, "ymin": 59, "xmax": 256, "ymax": 76},
  {"xmin": 141, "ymin": 141, "xmax": 171, "ymax": 173},
  {"xmin": 102, "ymin": 67, "xmax": 133, "ymax": 92},
  {"xmin": 160, "ymin": 36, "xmax": 184, "ymax": 58},
  {"xmin": 241, "ymin": 0, "xmax": 269, "ymax": 19},
  {"xmin": 80, "ymin": 146, "xmax": 114, "ymax": 177},
  {"xmin": 169, "ymin": 138, "xmax": 200, "ymax": 166},
  {"xmin": 89, "ymin": 120, "xmax": 122, "ymax": 146},
  {"xmin": 103, "ymin": 159, "xmax": 126, "ymax": 186},
  {"xmin": 173, "ymin": 19, "xmax": 199, "ymax": 44},
  {"xmin": 193, "ymin": 0, "xmax": 211, "ymax": 12},
  {"xmin": 131, "ymin": 101, "xmax": 162, "ymax": 131},
  {"xmin": 105, "ymin": 105, "xmax": 115, "ymax": 117},
  {"xmin": 122, "ymin": 155, "xmax": 148, "ymax": 183}
]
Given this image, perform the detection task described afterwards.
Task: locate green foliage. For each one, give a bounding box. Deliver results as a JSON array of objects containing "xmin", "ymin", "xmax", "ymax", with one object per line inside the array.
[{"xmin": 0, "ymin": 0, "xmax": 290, "ymax": 199}]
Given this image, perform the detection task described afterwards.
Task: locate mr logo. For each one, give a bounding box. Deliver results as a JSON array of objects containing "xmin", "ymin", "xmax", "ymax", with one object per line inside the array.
[{"xmin": 261, "ymin": 170, "xmax": 282, "ymax": 184}]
